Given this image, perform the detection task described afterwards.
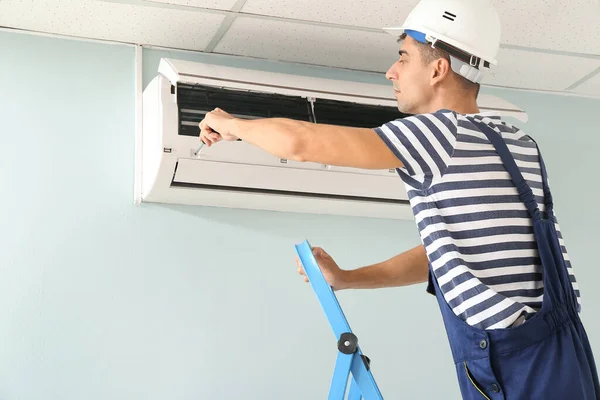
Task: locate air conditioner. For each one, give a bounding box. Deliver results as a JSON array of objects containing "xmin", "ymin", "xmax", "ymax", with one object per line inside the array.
[{"xmin": 138, "ymin": 58, "xmax": 528, "ymax": 220}]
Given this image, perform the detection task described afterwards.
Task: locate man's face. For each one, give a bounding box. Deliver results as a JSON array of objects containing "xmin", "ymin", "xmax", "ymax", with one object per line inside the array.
[{"xmin": 385, "ymin": 36, "xmax": 433, "ymax": 115}]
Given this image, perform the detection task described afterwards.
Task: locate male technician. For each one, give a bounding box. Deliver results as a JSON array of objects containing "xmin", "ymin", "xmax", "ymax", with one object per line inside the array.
[{"xmin": 198, "ymin": 0, "xmax": 599, "ymax": 397}]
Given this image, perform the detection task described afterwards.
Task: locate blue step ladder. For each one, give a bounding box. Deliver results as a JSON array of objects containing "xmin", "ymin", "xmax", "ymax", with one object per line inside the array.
[{"xmin": 294, "ymin": 240, "xmax": 384, "ymax": 400}]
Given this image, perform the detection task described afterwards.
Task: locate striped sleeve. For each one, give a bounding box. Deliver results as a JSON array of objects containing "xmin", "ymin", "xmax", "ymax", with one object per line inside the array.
[{"xmin": 373, "ymin": 110, "xmax": 458, "ymax": 188}]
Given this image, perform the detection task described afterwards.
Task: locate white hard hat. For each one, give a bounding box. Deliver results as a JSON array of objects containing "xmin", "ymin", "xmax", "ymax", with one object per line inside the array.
[{"xmin": 383, "ymin": 0, "xmax": 502, "ymax": 83}]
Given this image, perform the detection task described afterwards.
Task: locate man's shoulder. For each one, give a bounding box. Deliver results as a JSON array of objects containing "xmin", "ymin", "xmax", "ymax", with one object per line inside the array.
[
  {"xmin": 389, "ymin": 109, "xmax": 459, "ymax": 132},
  {"xmin": 449, "ymin": 111, "xmax": 532, "ymax": 141}
]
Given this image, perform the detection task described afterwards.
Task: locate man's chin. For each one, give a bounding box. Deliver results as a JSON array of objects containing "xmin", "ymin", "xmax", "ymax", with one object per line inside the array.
[{"xmin": 396, "ymin": 103, "xmax": 413, "ymax": 115}]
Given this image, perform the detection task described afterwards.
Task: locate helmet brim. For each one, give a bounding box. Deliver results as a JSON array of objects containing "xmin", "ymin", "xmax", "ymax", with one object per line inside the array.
[{"xmin": 381, "ymin": 26, "xmax": 498, "ymax": 66}]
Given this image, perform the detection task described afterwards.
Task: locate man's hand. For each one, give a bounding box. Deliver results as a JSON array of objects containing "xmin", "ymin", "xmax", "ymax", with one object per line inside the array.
[
  {"xmin": 296, "ymin": 247, "xmax": 349, "ymax": 291},
  {"xmin": 199, "ymin": 108, "xmax": 239, "ymax": 147}
]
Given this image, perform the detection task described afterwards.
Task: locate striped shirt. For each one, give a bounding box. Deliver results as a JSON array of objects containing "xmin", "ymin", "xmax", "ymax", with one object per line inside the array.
[{"xmin": 374, "ymin": 109, "xmax": 580, "ymax": 330}]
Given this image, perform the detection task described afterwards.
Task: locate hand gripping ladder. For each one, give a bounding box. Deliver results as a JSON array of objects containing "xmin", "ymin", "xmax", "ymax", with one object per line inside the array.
[{"xmin": 294, "ymin": 240, "xmax": 384, "ymax": 400}]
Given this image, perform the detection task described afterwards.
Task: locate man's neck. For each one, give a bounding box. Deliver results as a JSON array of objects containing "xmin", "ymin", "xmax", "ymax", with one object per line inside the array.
[
  {"xmin": 420, "ymin": 89, "xmax": 480, "ymax": 115},
  {"xmin": 428, "ymin": 99, "xmax": 480, "ymax": 115}
]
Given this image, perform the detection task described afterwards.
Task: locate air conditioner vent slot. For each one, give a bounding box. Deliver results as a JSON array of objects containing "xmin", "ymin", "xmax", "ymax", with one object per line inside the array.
[
  {"xmin": 312, "ymin": 98, "xmax": 408, "ymax": 128},
  {"xmin": 170, "ymin": 182, "xmax": 408, "ymax": 205},
  {"xmin": 176, "ymin": 83, "xmax": 312, "ymax": 137}
]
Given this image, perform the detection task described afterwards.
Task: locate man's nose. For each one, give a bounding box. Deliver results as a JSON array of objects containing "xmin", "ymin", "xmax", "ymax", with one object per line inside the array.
[{"xmin": 386, "ymin": 65, "xmax": 396, "ymax": 81}]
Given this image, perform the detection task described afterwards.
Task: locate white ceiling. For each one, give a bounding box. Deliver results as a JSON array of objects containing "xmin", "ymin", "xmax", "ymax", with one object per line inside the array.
[
  {"xmin": 1, "ymin": 0, "xmax": 599, "ymax": 97},
  {"xmin": 213, "ymin": 16, "xmax": 400, "ymax": 72}
]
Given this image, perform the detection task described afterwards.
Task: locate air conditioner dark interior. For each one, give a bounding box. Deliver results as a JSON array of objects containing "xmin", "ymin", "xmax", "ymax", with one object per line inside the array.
[
  {"xmin": 175, "ymin": 83, "xmax": 409, "ymax": 137},
  {"xmin": 312, "ymin": 97, "xmax": 407, "ymax": 128}
]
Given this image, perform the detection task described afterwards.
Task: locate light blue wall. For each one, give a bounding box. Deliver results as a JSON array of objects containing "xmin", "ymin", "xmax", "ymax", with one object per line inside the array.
[{"xmin": 1, "ymin": 29, "xmax": 598, "ymax": 400}]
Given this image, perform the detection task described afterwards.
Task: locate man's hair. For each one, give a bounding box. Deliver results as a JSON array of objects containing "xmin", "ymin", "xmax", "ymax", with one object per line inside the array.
[{"xmin": 398, "ymin": 33, "xmax": 480, "ymax": 96}]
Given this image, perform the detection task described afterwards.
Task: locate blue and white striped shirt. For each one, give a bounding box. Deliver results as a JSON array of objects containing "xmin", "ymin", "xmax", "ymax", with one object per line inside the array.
[{"xmin": 374, "ymin": 109, "xmax": 580, "ymax": 330}]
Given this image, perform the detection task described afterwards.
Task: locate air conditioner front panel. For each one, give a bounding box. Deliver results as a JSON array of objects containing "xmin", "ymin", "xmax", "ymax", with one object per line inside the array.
[
  {"xmin": 190, "ymin": 140, "xmax": 397, "ymax": 177},
  {"xmin": 172, "ymin": 158, "xmax": 408, "ymax": 203}
]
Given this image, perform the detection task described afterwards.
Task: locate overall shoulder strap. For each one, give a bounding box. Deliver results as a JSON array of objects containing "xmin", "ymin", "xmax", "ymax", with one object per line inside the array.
[
  {"xmin": 526, "ymin": 136, "xmax": 555, "ymax": 219},
  {"xmin": 471, "ymin": 119, "xmax": 543, "ymax": 219}
]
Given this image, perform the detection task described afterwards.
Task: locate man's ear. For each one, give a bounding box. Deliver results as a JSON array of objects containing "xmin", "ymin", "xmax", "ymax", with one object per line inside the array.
[{"xmin": 431, "ymin": 57, "xmax": 451, "ymax": 86}]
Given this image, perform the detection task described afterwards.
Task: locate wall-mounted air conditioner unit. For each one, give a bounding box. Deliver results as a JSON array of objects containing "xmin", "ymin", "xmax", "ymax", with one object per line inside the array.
[{"xmin": 137, "ymin": 58, "xmax": 528, "ymax": 220}]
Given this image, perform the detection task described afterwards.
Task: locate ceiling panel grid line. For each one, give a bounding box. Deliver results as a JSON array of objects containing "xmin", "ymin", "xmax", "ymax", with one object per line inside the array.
[
  {"xmin": 205, "ymin": 0, "xmax": 252, "ymax": 53},
  {"xmin": 566, "ymin": 66, "xmax": 600, "ymax": 91},
  {"xmin": 204, "ymin": 15, "xmax": 239, "ymax": 53},
  {"xmin": 569, "ymin": 67, "xmax": 600, "ymax": 97}
]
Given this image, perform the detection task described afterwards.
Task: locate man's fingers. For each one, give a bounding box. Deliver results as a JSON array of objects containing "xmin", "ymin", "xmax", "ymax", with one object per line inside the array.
[
  {"xmin": 313, "ymin": 247, "xmax": 329, "ymax": 259},
  {"xmin": 200, "ymin": 135, "xmax": 213, "ymax": 146},
  {"xmin": 199, "ymin": 118, "xmax": 208, "ymax": 131},
  {"xmin": 296, "ymin": 258, "xmax": 308, "ymax": 282},
  {"xmin": 199, "ymin": 123, "xmax": 217, "ymax": 146},
  {"xmin": 199, "ymin": 117, "xmax": 215, "ymax": 141}
]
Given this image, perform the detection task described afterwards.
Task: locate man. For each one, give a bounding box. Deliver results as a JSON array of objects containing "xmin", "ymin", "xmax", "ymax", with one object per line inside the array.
[{"xmin": 199, "ymin": 0, "xmax": 599, "ymax": 398}]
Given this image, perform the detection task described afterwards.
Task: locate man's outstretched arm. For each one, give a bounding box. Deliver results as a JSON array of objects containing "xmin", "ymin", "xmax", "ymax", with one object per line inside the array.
[
  {"xmin": 298, "ymin": 244, "xmax": 429, "ymax": 291},
  {"xmin": 199, "ymin": 109, "xmax": 404, "ymax": 170}
]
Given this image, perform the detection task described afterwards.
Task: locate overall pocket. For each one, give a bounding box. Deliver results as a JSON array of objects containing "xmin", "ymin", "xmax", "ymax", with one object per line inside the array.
[
  {"xmin": 463, "ymin": 361, "xmax": 491, "ymax": 400},
  {"xmin": 456, "ymin": 359, "xmax": 504, "ymax": 400}
]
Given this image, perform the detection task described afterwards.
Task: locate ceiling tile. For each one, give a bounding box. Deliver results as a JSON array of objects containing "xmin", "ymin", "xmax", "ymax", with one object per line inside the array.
[
  {"xmin": 492, "ymin": 0, "xmax": 600, "ymax": 55},
  {"xmin": 0, "ymin": 0, "xmax": 226, "ymax": 51},
  {"xmin": 241, "ymin": 0, "xmax": 418, "ymax": 29},
  {"xmin": 482, "ymin": 48, "xmax": 600, "ymax": 92},
  {"xmin": 242, "ymin": 0, "xmax": 600, "ymax": 56},
  {"xmin": 570, "ymin": 69, "xmax": 600, "ymax": 97},
  {"xmin": 213, "ymin": 16, "xmax": 399, "ymax": 73},
  {"xmin": 148, "ymin": 0, "xmax": 238, "ymax": 11}
]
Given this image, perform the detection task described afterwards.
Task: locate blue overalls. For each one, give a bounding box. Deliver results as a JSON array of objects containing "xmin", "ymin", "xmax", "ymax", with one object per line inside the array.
[{"xmin": 426, "ymin": 118, "xmax": 600, "ymax": 399}]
